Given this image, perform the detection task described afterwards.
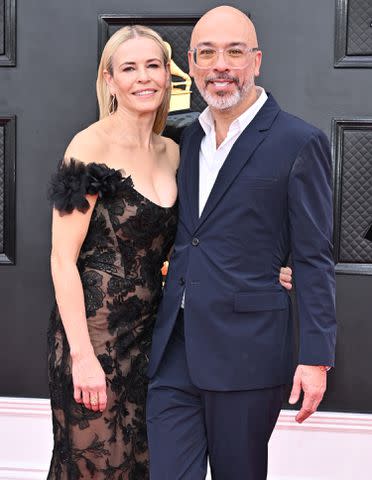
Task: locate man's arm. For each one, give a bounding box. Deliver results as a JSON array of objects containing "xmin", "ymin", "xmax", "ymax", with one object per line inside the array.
[{"xmin": 287, "ymin": 130, "xmax": 337, "ymax": 423}]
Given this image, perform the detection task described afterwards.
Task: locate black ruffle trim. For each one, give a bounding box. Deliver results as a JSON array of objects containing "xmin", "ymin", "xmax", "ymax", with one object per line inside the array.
[{"xmin": 48, "ymin": 159, "xmax": 130, "ymax": 214}]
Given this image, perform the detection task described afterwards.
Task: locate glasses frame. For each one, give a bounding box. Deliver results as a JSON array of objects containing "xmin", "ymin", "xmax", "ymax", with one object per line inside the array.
[{"xmin": 189, "ymin": 46, "xmax": 259, "ymax": 69}]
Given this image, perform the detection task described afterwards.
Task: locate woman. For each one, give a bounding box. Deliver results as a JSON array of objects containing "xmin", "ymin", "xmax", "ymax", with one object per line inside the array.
[{"xmin": 47, "ymin": 25, "xmax": 292, "ymax": 479}]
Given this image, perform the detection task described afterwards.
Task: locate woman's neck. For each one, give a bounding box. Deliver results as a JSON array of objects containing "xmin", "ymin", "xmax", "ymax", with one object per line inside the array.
[{"xmin": 104, "ymin": 106, "xmax": 157, "ymax": 149}]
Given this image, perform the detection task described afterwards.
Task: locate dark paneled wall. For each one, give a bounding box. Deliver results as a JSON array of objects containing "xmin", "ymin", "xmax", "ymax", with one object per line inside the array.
[
  {"xmin": 335, "ymin": 0, "xmax": 372, "ymax": 67},
  {"xmin": 0, "ymin": 0, "xmax": 16, "ymax": 66},
  {"xmin": 0, "ymin": 0, "xmax": 371, "ymax": 413},
  {"xmin": 0, "ymin": 115, "xmax": 16, "ymax": 264},
  {"xmin": 333, "ymin": 119, "xmax": 372, "ymax": 274}
]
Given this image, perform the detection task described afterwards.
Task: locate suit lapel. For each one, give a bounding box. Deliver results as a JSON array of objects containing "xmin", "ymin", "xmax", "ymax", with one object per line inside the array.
[
  {"xmin": 195, "ymin": 94, "xmax": 281, "ymax": 231},
  {"xmin": 179, "ymin": 122, "xmax": 204, "ymax": 232}
]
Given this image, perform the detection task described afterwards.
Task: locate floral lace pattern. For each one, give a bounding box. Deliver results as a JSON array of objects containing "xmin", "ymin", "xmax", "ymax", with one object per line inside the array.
[{"xmin": 47, "ymin": 160, "xmax": 178, "ymax": 479}]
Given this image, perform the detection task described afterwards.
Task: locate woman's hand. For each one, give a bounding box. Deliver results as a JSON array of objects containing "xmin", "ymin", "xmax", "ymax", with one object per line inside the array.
[
  {"xmin": 71, "ymin": 350, "xmax": 107, "ymax": 412},
  {"xmin": 279, "ymin": 266, "xmax": 292, "ymax": 290}
]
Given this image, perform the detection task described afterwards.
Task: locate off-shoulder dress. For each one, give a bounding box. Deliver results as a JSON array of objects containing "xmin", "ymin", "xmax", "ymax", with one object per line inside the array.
[{"xmin": 47, "ymin": 159, "xmax": 178, "ymax": 480}]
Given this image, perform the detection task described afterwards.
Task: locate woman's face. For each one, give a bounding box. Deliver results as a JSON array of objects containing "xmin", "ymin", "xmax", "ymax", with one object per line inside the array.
[{"xmin": 106, "ymin": 37, "xmax": 170, "ymax": 115}]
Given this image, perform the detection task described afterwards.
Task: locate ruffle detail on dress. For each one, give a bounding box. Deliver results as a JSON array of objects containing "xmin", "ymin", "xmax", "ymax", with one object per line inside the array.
[
  {"xmin": 48, "ymin": 159, "xmax": 131, "ymax": 214},
  {"xmin": 85, "ymin": 162, "xmax": 127, "ymax": 199}
]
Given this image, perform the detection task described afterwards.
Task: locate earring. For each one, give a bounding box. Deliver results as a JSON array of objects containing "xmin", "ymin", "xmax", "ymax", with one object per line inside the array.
[{"xmin": 109, "ymin": 94, "xmax": 116, "ymax": 115}]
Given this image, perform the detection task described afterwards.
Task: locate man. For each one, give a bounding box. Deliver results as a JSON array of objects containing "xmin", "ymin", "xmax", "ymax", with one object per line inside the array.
[{"xmin": 147, "ymin": 6, "xmax": 336, "ymax": 479}]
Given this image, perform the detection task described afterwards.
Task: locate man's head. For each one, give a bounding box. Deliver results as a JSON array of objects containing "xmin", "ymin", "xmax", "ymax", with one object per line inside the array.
[{"xmin": 188, "ymin": 6, "xmax": 262, "ymax": 111}]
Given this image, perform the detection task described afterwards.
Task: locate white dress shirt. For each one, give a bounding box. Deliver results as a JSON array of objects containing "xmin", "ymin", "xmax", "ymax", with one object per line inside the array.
[
  {"xmin": 181, "ymin": 87, "xmax": 268, "ymax": 308},
  {"xmin": 198, "ymin": 86, "xmax": 268, "ymax": 216}
]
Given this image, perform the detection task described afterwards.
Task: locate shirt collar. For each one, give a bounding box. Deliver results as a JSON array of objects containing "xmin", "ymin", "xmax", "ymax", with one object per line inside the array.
[{"xmin": 198, "ymin": 86, "xmax": 268, "ymax": 137}]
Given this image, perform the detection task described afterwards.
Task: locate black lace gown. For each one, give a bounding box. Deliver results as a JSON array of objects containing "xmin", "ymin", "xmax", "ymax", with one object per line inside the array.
[{"xmin": 47, "ymin": 160, "xmax": 178, "ymax": 480}]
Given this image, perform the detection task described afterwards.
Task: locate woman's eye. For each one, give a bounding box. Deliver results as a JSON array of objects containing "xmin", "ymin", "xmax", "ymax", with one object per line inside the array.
[
  {"xmin": 122, "ymin": 66, "xmax": 135, "ymax": 72},
  {"xmin": 148, "ymin": 63, "xmax": 160, "ymax": 69}
]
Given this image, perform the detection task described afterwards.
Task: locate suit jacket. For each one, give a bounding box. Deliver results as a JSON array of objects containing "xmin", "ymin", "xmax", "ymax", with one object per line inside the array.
[{"xmin": 148, "ymin": 94, "xmax": 337, "ymax": 391}]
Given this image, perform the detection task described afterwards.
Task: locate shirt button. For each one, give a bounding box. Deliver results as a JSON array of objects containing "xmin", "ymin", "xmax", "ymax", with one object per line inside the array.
[
  {"xmin": 191, "ymin": 237, "xmax": 200, "ymax": 246},
  {"xmin": 179, "ymin": 277, "xmax": 185, "ymax": 286}
]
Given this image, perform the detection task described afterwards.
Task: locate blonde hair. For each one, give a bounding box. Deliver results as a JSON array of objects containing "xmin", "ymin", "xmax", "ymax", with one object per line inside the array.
[{"xmin": 96, "ymin": 25, "xmax": 171, "ymax": 134}]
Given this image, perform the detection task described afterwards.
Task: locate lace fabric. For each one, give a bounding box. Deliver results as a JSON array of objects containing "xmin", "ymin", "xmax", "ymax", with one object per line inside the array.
[{"xmin": 47, "ymin": 160, "xmax": 178, "ymax": 479}]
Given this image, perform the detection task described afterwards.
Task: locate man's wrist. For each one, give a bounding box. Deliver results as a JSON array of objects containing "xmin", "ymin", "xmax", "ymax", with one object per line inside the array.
[
  {"xmin": 299, "ymin": 364, "xmax": 331, "ymax": 372},
  {"xmin": 317, "ymin": 365, "xmax": 331, "ymax": 372}
]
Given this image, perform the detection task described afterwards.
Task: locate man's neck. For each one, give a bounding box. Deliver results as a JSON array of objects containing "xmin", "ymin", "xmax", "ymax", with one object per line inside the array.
[{"xmin": 211, "ymin": 86, "xmax": 259, "ymax": 148}]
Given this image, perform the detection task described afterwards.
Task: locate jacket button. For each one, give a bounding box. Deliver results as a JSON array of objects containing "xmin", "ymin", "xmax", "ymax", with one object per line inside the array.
[
  {"xmin": 191, "ymin": 237, "xmax": 200, "ymax": 246},
  {"xmin": 179, "ymin": 277, "xmax": 185, "ymax": 286}
]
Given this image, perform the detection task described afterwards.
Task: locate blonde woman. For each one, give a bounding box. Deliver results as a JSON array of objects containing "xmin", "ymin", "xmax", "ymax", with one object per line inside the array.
[
  {"xmin": 47, "ymin": 25, "xmax": 177, "ymax": 479},
  {"xmin": 47, "ymin": 25, "xmax": 292, "ymax": 479}
]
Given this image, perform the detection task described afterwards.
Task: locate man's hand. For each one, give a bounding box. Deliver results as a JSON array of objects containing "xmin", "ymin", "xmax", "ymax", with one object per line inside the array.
[{"xmin": 288, "ymin": 365, "xmax": 327, "ymax": 423}]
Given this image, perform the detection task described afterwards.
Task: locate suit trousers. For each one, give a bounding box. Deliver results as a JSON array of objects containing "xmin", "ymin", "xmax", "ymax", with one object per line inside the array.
[{"xmin": 146, "ymin": 310, "xmax": 284, "ymax": 480}]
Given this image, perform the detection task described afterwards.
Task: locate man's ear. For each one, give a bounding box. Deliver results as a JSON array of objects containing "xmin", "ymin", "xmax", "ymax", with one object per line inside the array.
[
  {"xmin": 254, "ymin": 51, "xmax": 263, "ymax": 77},
  {"xmin": 188, "ymin": 50, "xmax": 195, "ymax": 78}
]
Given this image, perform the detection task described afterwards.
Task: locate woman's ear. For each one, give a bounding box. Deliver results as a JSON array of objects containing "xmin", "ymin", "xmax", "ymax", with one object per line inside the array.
[
  {"xmin": 166, "ymin": 62, "xmax": 171, "ymax": 85},
  {"xmin": 103, "ymin": 69, "xmax": 115, "ymax": 96}
]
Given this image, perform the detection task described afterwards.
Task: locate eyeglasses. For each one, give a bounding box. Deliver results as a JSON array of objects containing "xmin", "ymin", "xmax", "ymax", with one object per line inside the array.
[{"xmin": 189, "ymin": 46, "xmax": 259, "ymax": 69}]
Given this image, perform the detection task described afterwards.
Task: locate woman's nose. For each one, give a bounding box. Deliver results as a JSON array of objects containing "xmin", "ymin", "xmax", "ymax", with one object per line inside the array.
[{"xmin": 137, "ymin": 66, "xmax": 150, "ymax": 82}]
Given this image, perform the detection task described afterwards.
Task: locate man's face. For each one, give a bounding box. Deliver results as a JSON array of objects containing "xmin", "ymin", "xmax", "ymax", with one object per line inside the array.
[{"xmin": 188, "ymin": 20, "xmax": 262, "ymax": 111}]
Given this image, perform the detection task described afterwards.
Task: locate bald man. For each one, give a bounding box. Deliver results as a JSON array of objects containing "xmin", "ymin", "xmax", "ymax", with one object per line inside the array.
[{"xmin": 147, "ymin": 6, "xmax": 336, "ymax": 479}]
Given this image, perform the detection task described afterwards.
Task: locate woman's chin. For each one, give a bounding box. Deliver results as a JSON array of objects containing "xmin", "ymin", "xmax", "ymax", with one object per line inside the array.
[{"xmin": 132, "ymin": 102, "xmax": 162, "ymax": 115}]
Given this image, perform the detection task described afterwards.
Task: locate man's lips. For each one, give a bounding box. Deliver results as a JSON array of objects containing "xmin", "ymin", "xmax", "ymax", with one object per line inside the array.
[
  {"xmin": 205, "ymin": 76, "xmax": 238, "ymax": 89},
  {"xmin": 208, "ymin": 80, "xmax": 234, "ymax": 88}
]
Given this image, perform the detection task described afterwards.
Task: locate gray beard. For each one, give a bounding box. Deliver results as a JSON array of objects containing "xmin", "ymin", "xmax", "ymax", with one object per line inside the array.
[{"xmin": 196, "ymin": 77, "xmax": 254, "ymax": 111}]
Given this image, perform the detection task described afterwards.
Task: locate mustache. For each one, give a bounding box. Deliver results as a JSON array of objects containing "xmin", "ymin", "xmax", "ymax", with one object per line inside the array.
[{"xmin": 205, "ymin": 73, "xmax": 239, "ymax": 86}]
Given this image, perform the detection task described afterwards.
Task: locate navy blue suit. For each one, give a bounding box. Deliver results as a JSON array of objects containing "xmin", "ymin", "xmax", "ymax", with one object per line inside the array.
[{"xmin": 147, "ymin": 94, "xmax": 336, "ymax": 479}]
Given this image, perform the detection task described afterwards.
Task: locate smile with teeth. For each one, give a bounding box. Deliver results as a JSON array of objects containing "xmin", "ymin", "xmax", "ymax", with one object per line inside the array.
[
  {"xmin": 209, "ymin": 80, "xmax": 235, "ymax": 88},
  {"xmin": 133, "ymin": 89, "xmax": 157, "ymax": 96}
]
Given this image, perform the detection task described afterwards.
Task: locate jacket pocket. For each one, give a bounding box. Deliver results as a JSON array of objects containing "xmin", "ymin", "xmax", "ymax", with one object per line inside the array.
[
  {"xmin": 237, "ymin": 176, "xmax": 278, "ymax": 189},
  {"xmin": 234, "ymin": 291, "xmax": 287, "ymax": 312}
]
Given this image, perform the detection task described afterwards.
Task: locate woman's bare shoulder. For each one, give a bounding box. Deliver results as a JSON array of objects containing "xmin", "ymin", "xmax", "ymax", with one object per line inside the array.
[
  {"xmin": 159, "ymin": 135, "xmax": 180, "ymax": 170},
  {"xmin": 64, "ymin": 121, "xmax": 107, "ymax": 165}
]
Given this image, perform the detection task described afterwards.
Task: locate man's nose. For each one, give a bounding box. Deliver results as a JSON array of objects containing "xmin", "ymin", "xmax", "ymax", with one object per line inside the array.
[{"xmin": 213, "ymin": 50, "xmax": 230, "ymax": 71}]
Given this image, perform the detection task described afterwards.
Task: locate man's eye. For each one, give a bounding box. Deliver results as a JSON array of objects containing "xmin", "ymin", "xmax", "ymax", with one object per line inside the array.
[
  {"xmin": 199, "ymin": 49, "xmax": 215, "ymax": 57},
  {"xmin": 227, "ymin": 49, "xmax": 244, "ymax": 57}
]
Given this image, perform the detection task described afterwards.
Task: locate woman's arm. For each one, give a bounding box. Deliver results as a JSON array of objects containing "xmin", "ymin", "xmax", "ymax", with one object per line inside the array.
[
  {"xmin": 51, "ymin": 195, "xmax": 95, "ymax": 358},
  {"xmin": 50, "ymin": 130, "xmax": 108, "ymax": 412},
  {"xmin": 279, "ymin": 266, "xmax": 292, "ymax": 290},
  {"xmin": 51, "ymin": 192, "xmax": 107, "ymax": 413}
]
